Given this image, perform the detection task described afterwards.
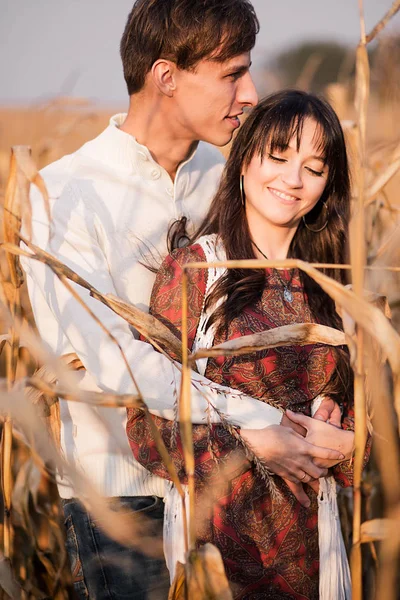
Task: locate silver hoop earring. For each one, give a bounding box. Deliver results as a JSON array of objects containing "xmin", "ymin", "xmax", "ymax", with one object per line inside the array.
[
  {"xmin": 302, "ymin": 201, "xmax": 329, "ymax": 233},
  {"xmin": 240, "ymin": 175, "xmax": 245, "ymax": 207}
]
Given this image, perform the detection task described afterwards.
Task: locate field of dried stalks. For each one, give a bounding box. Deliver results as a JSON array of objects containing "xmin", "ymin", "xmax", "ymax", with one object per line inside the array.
[{"xmin": 0, "ymin": 3, "xmax": 400, "ymax": 600}]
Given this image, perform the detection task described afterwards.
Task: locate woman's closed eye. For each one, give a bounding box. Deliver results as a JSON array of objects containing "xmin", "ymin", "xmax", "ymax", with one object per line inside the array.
[
  {"xmin": 267, "ymin": 153, "xmax": 286, "ymax": 163},
  {"xmin": 268, "ymin": 152, "xmax": 325, "ymax": 177},
  {"xmin": 305, "ymin": 166, "xmax": 324, "ymax": 177}
]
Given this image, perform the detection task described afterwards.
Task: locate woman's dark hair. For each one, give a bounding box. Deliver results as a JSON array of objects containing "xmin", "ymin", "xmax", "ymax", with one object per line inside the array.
[
  {"xmin": 194, "ymin": 89, "xmax": 352, "ymax": 401},
  {"xmin": 120, "ymin": 0, "xmax": 259, "ymax": 95}
]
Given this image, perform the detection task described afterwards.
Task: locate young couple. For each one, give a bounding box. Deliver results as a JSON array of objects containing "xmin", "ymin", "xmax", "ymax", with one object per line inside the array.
[{"xmin": 24, "ymin": 0, "xmax": 367, "ymax": 598}]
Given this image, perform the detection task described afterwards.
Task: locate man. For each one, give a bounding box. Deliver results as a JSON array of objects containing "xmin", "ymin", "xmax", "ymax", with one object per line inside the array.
[{"xmin": 23, "ymin": 0, "xmax": 342, "ymax": 598}]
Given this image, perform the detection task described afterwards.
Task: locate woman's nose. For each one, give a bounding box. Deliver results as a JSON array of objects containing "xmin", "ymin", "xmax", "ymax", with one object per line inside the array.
[{"xmin": 281, "ymin": 164, "xmax": 303, "ymax": 188}]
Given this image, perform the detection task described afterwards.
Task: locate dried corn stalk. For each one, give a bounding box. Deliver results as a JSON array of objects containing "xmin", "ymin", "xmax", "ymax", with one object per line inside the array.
[{"xmin": 169, "ymin": 544, "xmax": 233, "ymax": 600}]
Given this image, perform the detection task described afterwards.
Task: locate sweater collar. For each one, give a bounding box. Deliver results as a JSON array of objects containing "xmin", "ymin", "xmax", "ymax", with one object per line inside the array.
[{"xmin": 83, "ymin": 113, "xmax": 199, "ymax": 177}]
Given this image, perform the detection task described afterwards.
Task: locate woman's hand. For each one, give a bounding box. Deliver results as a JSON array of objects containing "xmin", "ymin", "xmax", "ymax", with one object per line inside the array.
[
  {"xmin": 281, "ymin": 397, "xmax": 342, "ymax": 437},
  {"xmin": 280, "ymin": 408, "xmax": 353, "ymax": 504},
  {"xmin": 286, "ymin": 409, "xmax": 354, "ymax": 466},
  {"xmin": 240, "ymin": 425, "xmax": 344, "ymax": 506}
]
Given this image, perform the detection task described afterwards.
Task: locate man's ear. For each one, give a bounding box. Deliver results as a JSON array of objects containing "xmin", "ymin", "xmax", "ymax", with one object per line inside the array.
[{"xmin": 151, "ymin": 59, "xmax": 176, "ymax": 97}]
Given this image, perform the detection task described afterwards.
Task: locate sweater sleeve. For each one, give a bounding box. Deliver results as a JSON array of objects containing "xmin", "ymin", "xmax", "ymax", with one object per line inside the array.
[
  {"xmin": 126, "ymin": 245, "xmax": 248, "ymax": 482},
  {"xmin": 23, "ymin": 182, "xmax": 282, "ymax": 428}
]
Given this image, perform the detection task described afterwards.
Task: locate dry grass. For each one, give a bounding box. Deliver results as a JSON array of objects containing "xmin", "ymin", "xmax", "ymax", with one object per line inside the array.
[
  {"xmin": 0, "ymin": 100, "xmax": 112, "ymax": 197},
  {"xmin": 0, "ymin": 3, "xmax": 400, "ymax": 598}
]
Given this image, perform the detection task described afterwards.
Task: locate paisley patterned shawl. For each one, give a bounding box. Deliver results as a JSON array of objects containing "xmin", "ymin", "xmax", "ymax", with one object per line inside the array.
[{"xmin": 127, "ymin": 241, "xmax": 369, "ymax": 599}]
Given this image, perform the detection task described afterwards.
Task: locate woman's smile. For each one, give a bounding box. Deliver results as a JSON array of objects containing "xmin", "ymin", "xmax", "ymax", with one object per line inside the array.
[{"xmin": 267, "ymin": 187, "xmax": 300, "ymax": 204}]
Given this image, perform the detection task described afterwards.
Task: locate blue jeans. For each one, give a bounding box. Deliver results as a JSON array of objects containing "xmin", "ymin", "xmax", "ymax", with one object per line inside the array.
[{"xmin": 62, "ymin": 496, "xmax": 170, "ymax": 599}]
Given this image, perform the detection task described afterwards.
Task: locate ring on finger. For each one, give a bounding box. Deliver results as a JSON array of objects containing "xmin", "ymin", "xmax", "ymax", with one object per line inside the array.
[{"xmin": 300, "ymin": 472, "xmax": 307, "ymax": 481}]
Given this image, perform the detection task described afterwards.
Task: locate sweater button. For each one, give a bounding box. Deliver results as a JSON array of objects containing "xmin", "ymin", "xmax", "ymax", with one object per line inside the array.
[
  {"xmin": 151, "ymin": 168, "xmax": 161, "ymax": 180},
  {"xmin": 137, "ymin": 151, "xmax": 148, "ymax": 161}
]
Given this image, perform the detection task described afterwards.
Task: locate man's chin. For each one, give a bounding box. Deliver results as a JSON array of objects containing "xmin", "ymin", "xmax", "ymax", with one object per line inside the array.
[
  {"xmin": 206, "ymin": 131, "xmax": 235, "ymax": 148},
  {"xmin": 195, "ymin": 123, "xmax": 239, "ymax": 147}
]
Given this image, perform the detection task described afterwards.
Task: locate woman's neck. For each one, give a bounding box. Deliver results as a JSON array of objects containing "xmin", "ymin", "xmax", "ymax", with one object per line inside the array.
[{"xmin": 249, "ymin": 221, "xmax": 298, "ymax": 261}]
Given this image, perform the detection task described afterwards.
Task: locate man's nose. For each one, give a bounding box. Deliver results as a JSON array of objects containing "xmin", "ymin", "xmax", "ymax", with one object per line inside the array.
[{"xmin": 237, "ymin": 72, "xmax": 258, "ymax": 108}]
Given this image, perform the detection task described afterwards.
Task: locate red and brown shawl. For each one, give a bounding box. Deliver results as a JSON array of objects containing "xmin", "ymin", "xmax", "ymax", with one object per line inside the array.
[{"xmin": 127, "ymin": 244, "xmax": 368, "ymax": 600}]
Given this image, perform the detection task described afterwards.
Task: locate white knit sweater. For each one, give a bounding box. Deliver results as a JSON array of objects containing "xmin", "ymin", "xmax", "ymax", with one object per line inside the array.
[{"xmin": 22, "ymin": 114, "xmax": 282, "ymax": 499}]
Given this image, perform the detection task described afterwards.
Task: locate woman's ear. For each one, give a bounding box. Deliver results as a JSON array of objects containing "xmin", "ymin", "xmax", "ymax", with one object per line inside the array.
[{"xmin": 151, "ymin": 59, "xmax": 176, "ymax": 97}]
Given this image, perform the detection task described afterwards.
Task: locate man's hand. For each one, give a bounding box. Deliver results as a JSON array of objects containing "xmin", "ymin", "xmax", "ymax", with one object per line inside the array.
[
  {"xmin": 280, "ymin": 412, "xmax": 307, "ymax": 436},
  {"xmin": 240, "ymin": 425, "xmax": 344, "ymax": 506}
]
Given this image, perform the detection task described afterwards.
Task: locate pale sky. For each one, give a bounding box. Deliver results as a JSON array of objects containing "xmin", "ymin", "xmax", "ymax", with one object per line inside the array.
[{"xmin": 1, "ymin": 0, "xmax": 398, "ymax": 106}]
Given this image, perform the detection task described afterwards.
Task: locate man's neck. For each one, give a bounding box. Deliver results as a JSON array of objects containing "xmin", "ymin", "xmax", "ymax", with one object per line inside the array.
[{"xmin": 119, "ymin": 94, "xmax": 197, "ymax": 181}]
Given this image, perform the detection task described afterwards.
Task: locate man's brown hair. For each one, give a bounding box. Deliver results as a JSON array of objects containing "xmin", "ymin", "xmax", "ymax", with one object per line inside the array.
[{"xmin": 120, "ymin": 0, "xmax": 259, "ymax": 95}]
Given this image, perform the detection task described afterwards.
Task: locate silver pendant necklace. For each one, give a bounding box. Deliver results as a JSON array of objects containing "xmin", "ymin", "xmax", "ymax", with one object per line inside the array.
[
  {"xmin": 251, "ymin": 240, "xmax": 294, "ymax": 303},
  {"xmin": 282, "ymin": 286, "xmax": 293, "ymax": 303}
]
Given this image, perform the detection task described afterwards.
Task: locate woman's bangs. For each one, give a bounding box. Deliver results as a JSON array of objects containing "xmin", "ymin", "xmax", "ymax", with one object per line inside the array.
[
  {"xmin": 266, "ymin": 113, "xmax": 303, "ymax": 157},
  {"xmin": 255, "ymin": 107, "xmax": 333, "ymax": 166},
  {"xmin": 308, "ymin": 120, "xmax": 332, "ymax": 165}
]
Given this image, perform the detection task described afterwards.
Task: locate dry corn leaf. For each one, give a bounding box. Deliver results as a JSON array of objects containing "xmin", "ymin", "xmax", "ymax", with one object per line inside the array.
[
  {"xmin": 168, "ymin": 561, "xmax": 186, "ymax": 600},
  {"xmin": 11, "ymin": 145, "xmax": 51, "ymax": 239},
  {"xmin": 351, "ymin": 42, "xmax": 370, "ymax": 299},
  {"xmin": 0, "ymin": 388, "xmax": 164, "ymax": 556},
  {"xmin": 3, "ymin": 150, "xmax": 25, "ymax": 288},
  {"xmin": 335, "ymin": 288, "xmax": 391, "ymax": 369},
  {"xmin": 354, "ymin": 44, "xmax": 370, "ymax": 153},
  {"xmin": 26, "ymin": 375, "xmax": 62, "ymax": 453},
  {"xmin": 191, "ymin": 323, "xmax": 346, "ymax": 361},
  {"xmin": 298, "ymin": 261, "xmax": 400, "ymax": 437},
  {"xmin": 366, "ymin": 141, "xmax": 400, "ymax": 206},
  {"xmin": 299, "ymin": 262, "xmax": 400, "ymax": 372},
  {"xmin": 106, "ymin": 293, "xmax": 182, "ymax": 361},
  {"xmin": 3, "ymin": 146, "xmax": 49, "ymax": 288},
  {"xmin": 0, "ymin": 554, "xmax": 22, "ymax": 599},
  {"xmin": 369, "ymin": 222, "xmax": 400, "ymax": 267},
  {"xmin": 11, "ymin": 458, "xmax": 40, "ymax": 535},
  {"xmin": 185, "ymin": 258, "xmax": 400, "ymax": 374},
  {"xmin": 5, "ymin": 238, "xmax": 183, "ymax": 362},
  {"xmin": 375, "ymin": 505, "xmax": 400, "ymax": 600},
  {"xmin": 326, "ymin": 267, "xmax": 396, "ymax": 366},
  {"xmin": 3, "ymin": 243, "xmax": 186, "ymax": 503},
  {"xmin": 366, "ymin": 0, "xmax": 400, "ymax": 43},
  {"xmin": 0, "ymin": 345, "xmax": 83, "ymax": 450},
  {"xmin": 361, "ymin": 518, "xmax": 391, "ymax": 543},
  {"xmin": 169, "ymin": 544, "xmax": 233, "ymax": 600},
  {"xmin": 186, "ymin": 257, "xmax": 400, "ymax": 439},
  {"xmin": 364, "ymin": 336, "xmax": 400, "ymax": 503},
  {"xmin": 179, "ymin": 272, "xmax": 196, "ymax": 550},
  {"xmin": 350, "ymin": 35, "xmax": 382, "ymax": 591},
  {"xmin": 27, "ymin": 376, "xmax": 143, "ymax": 409},
  {"xmin": 1, "ymin": 147, "xmax": 47, "ymax": 562}
]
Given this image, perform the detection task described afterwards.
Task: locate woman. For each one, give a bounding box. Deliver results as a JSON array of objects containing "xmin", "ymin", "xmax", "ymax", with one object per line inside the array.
[{"xmin": 127, "ymin": 90, "xmax": 369, "ymax": 599}]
